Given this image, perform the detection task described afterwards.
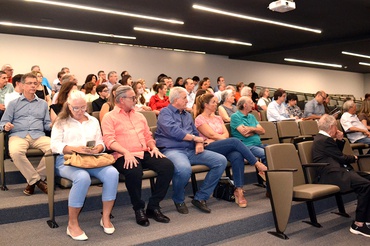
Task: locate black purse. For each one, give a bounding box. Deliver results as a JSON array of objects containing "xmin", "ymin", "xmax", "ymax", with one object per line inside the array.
[{"xmin": 213, "ymin": 177, "xmax": 235, "ymax": 202}]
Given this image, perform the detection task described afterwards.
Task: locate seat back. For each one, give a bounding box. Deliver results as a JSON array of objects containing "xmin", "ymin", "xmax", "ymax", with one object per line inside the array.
[
  {"xmin": 86, "ymin": 102, "xmax": 93, "ymax": 114},
  {"xmin": 276, "ymin": 121, "xmax": 300, "ymax": 143},
  {"xmin": 297, "ymin": 141, "xmax": 317, "ymax": 183},
  {"xmin": 92, "ymin": 111, "xmax": 100, "ymax": 121},
  {"xmin": 260, "ymin": 110, "xmax": 268, "ymax": 121},
  {"xmin": 250, "ymin": 110, "xmax": 261, "ymax": 121},
  {"xmin": 259, "ymin": 121, "xmax": 279, "ymax": 145},
  {"xmin": 139, "ymin": 111, "xmax": 157, "ymax": 127},
  {"xmin": 298, "ymin": 120, "xmax": 319, "ymax": 136},
  {"xmin": 265, "ymin": 143, "xmax": 306, "ymax": 186}
]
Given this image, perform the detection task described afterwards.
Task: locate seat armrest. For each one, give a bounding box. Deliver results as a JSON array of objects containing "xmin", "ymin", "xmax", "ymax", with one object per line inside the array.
[
  {"xmin": 265, "ymin": 168, "xmax": 298, "ymax": 173},
  {"xmin": 302, "ymin": 163, "xmax": 329, "ymax": 168},
  {"xmin": 301, "ymin": 163, "xmax": 328, "ymax": 183}
]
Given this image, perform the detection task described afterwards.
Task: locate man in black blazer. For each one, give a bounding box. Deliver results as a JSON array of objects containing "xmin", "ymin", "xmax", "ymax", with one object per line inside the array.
[{"xmin": 312, "ymin": 114, "xmax": 370, "ymax": 237}]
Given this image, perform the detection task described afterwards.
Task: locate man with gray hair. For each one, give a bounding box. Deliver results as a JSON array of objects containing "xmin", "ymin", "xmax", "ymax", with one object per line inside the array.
[
  {"xmin": 341, "ymin": 100, "xmax": 370, "ymax": 145},
  {"xmin": 155, "ymin": 87, "xmax": 227, "ymax": 214},
  {"xmin": 101, "ymin": 85, "xmax": 174, "ymax": 227},
  {"xmin": 313, "ymin": 114, "xmax": 370, "ymax": 237},
  {"xmin": 103, "ymin": 71, "xmax": 118, "ymax": 93},
  {"xmin": 1, "ymin": 64, "xmax": 13, "ymax": 83}
]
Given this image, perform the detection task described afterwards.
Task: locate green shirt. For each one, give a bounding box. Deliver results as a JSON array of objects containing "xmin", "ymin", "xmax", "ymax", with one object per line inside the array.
[{"xmin": 230, "ymin": 110, "xmax": 262, "ymax": 146}]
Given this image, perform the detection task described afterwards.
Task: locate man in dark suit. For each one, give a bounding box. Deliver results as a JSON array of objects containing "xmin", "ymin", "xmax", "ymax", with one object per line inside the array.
[{"xmin": 312, "ymin": 114, "xmax": 370, "ymax": 237}]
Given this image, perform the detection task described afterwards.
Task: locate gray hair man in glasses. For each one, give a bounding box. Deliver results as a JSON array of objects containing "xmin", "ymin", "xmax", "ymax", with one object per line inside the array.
[
  {"xmin": 0, "ymin": 72, "xmax": 51, "ymax": 195},
  {"xmin": 303, "ymin": 90, "xmax": 327, "ymax": 119},
  {"xmin": 101, "ymin": 85, "xmax": 174, "ymax": 227}
]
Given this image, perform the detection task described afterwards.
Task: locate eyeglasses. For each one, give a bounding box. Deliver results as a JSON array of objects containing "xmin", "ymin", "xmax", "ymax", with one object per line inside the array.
[
  {"xmin": 321, "ymin": 94, "xmax": 327, "ymax": 100},
  {"xmin": 69, "ymin": 105, "xmax": 87, "ymax": 112},
  {"xmin": 123, "ymin": 96, "xmax": 137, "ymax": 102},
  {"xmin": 24, "ymin": 82, "xmax": 38, "ymax": 86},
  {"xmin": 102, "ymin": 89, "xmax": 109, "ymax": 92}
]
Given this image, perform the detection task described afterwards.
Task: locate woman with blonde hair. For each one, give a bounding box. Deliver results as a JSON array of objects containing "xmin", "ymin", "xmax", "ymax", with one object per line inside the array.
[
  {"xmin": 358, "ymin": 99, "xmax": 370, "ymax": 131},
  {"xmin": 195, "ymin": 93, "xmax": 267, "ymax": 208},
  {"xmin": 132, "ymin": 81, "xmax": 152, "ymax": 111},
  {"xmin": 32, "ymin": 71, "xmax": 51, "ymax": 105}
]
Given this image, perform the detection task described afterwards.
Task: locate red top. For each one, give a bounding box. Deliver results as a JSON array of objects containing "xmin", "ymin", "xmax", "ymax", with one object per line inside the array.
[{"xmin": 149, "ymin": 94, "xmax": 170, "ymax": 111}]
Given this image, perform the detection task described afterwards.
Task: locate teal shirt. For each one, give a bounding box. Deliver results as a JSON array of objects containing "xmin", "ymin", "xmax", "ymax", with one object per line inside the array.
[{"xmin": 230, "ymin": 110, "xmax": 262, "ymax": 146}]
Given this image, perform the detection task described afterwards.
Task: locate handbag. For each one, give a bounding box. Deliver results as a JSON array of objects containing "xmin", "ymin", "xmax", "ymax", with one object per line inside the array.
[
  {"xmin": 64, "ymin": 152, "xmax": 115, "ymax": 168},
  {"xmin": 212, "ymin": 177, "xmax": 235, "ymax": 202}
]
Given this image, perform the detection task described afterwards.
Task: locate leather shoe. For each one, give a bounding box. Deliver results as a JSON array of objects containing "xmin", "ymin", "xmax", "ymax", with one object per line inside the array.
[
  {"xmin": 146, "ymin": 208, "xmax": 170, "ymax": 223},
  {"xmin": 135, "ymin": 209, "xmax": 150, "ymax": 227},
  {"xmin": 100, "ymin": 219, "xmax": 115, "ymax": 234},
  {"xmin": 174, "ymin": 202, "xmax": 189, "ymax": 214},
  {"xmin": 36, "ymin": 180, "xmax": 48, "ymax": 194},
  {"xmin": 23, "ymin": 184, "xmax": 35, "ymax": 196},
  {"xmin": 191, "ymin": 199, "xmax": 211, "ymax": 213},
  {"xmin": 66, "ymin": 227, "xmax": 88, "ymax": 241}
]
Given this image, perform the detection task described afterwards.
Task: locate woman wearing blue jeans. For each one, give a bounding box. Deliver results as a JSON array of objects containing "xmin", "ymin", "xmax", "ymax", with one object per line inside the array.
[{"xmin": 194, "ymin": 94, "xmax": 267, "ymax": 208}]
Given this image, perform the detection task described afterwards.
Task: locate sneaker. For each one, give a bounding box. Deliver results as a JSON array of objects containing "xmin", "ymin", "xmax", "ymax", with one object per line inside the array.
[{"xmin": 350, "ymin": 221, "xmax": 370, "ymax": 237}]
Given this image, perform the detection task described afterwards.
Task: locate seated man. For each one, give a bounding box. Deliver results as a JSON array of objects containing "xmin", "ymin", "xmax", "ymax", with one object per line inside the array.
[
  {"xmin": 267, "ymin": 89, "xmax": 290, "ymax": 121},
  {"xmin": 303, "ymin": 91, "xmax": 327, "ymax": 119},
  {"xmin": 0, "ymin": 70, "xmax": 15, "ymax": 119},
  {"xmin": 92, "ymin": 84, "xmax": 108, "ymax": 112},
  {"xmin": 0, "ymin": 73, "xmax": 50, "ymax": 195},
  {"xmin": 341, "ymin": 100, "xmax": 370, "ymax": 145},
  {"xmin": 230, "ymin": 96, "xmax": 267, "ymax": 164},
  {"xmin": 155, "ymin": 87, "xmax": 227, "ymax": 214},
  {"xmin": 102, "ymin": 85, "xmax": 174, "ymax": 227},
  {"xmin": 312, "ymin": 114, "xmax": 370, "ymax": 237}
]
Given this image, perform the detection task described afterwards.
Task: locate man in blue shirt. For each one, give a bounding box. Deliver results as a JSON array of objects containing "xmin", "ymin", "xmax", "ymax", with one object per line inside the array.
[
  {"xmin": 156, "ymin": 87, "xmax": 227, "ymax": 214},
  {"xmin": 0, "ymin": 73, "xmax": 51, "ymax": 196},
  {"xmin": 304, "ymin": 91, "xmax": 327, "ymax": 119}
]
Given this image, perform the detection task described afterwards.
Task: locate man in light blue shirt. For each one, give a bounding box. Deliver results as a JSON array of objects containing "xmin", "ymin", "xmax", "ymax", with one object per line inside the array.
[
  {"xmin": 267, "ymin": 89, "xmax": 290, "ymax": 121},
  {"xmin": 304, "ymin": 91, "xmax": 327, "ymax": 119},
  {"xmin": 0, "ymin": 71, "xmax": 14, "ymax": 119},
  {"xmin": 0, "ymin": 73, "xmax": 51, "ymax": 196}
]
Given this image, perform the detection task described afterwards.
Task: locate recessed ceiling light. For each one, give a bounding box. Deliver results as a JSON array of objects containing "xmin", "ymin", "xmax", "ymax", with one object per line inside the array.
[
  {"xmin": 193, "ymin": 4, "xmax": 321, "ymax": 34},
  {"xmin": 25, "ymin": 0, "xmax": 184, "ymax": 24},
  {"xmin": 134, "ymin": 27, "xmax": 252, "ymax": 46},
  {"xmin": 359, "ymin": 62, "xmax": 370, "ymax": 67},
  {"xmin": 342, "ymin": 51, "xmax": 370, "ymax": 59},
  {"xmin": 284, "ymin": 58, "xmax": 342, "ymax": 68},
  {"xmin": 0, "ymin": 21, "xmax": 136, "ymax": 39}
]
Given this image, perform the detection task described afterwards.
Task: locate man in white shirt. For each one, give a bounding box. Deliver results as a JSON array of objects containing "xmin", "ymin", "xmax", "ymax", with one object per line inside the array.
[
  {"xmin": 0, "ymin": 71, "xmax": 14, "ymax": 118},
  {"xmin": 184, "ymin": 78, "xmax": 195, "ymax": 112},
  {"xmin": 267, "ymin": 89, "xmax": 290, "ymax": 121},
  {"xmin": 214, "ymin": 83, "xmax": 226, "ymax": 102},
  {"xmin": 103, "ymin": 71, "xmax": 118, "ymax": 93},
  {"xmin": 5, "ymin": 74, "xmax": 23, "ymax": 108},
  {"xmin": 341, "ymin": 100, "xmax": 370, "ymax": 145}
]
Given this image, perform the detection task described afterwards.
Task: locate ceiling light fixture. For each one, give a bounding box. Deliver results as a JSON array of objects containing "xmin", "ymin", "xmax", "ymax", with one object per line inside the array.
[
  {"xmin": 0, "ymin": 21, "xmax": 136, "ymax": 39},
  {"xmin": 359, "ymin": 62, "xmax": 370, "ymax": 67},
  {"xmin": 193, "ymin": 4, "xmax": 321, "ymax": 34},
  {"xmin": 342, "ymin": 51, "xmax": 370, "ymax": 59},
  {"xmin": 134, "ymin": 27, "xmax": 252, "ymax": 46},
  {"xmin": 284, "ymin": 58, "xmax": 342, "ymax": 68},
  {"xmin": 25, "ymin": 0, "xmax": 184, "ymax": 24}
]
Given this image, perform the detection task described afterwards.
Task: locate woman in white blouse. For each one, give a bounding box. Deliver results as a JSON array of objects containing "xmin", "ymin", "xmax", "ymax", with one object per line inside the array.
[{"xmin": 51, "ymin": 90, "xmax": 119, "ymax": 241}]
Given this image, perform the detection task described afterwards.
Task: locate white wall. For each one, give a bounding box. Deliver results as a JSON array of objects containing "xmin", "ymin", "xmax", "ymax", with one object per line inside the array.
[{"xmin": 0, "ymin": 33, "xmax": 366, "ymax": 98}]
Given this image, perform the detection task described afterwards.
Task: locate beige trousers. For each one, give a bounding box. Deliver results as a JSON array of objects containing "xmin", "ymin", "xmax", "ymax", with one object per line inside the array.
[{"xmin": 8, "ymin": 134, "xmax": 50, "ymax": 185}]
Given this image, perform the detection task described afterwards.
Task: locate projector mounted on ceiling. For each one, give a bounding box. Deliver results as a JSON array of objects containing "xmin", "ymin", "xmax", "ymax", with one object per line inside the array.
[{"xmin": 268, "ymin": 0, "xmax": 296, "ymax": 13}]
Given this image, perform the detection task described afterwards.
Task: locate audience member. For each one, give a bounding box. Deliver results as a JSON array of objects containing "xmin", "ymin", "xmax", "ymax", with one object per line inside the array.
[
  {"xmin": 97, "ymin": 70, "xmax": 107, "ymax": 85},
  {"xmin": 31, "ymin": 65, "xmax": 52, "ymax": 91},
  {"xmin": 1, "ymin": 64, "xmax": 13, "ymax": 83},
  {"xmin": 5, "ymin": 74, "xmax": 23, "ymax": 108},
  {"xmin": 132, "ymin": 81, "xmax": 151, "ymax": 111},
  {"xmin": 51, "ymin": 90, "xmax": 118, "ymax": 240},
  {"xmin": 102, "ymin": 85, "xmax": 174, "ymax": 226},
  {"xmin": 198, "ymin": 77, "xmax": 213, "ymax": 93},
  {"xmin": 120, "ymin": 74, "xmax": 132, "ymax": 86},
  {"xmin": 234, "ymin": 82, "xmax": 244, "ymax": 102},
  {"xmin": 192, "ymin": 76, "xmax": 200, "ymax": 92},
  {"xmin": 195, "ymin": 94, "xmax": 267, "ymax": 208},
  {"xmin": 358, "ymin": 99, "xmax": 370, "ymax": 131},
  {"xmin": 214, "ymin": 82, "xmax": 226, "ymax": 102},
  {"xmin": 148, "ymin": 82, "xmax": 169, "ymax": 115},
  {"xmin": 84, "ymin": 82, "xmax": 99, "ymax": 103},
  {"xmin": 192, "ymin": 89, "xmax": 210, "ymax": 119},
  {"xmin": 0, "ymin": 71, "xmax": 14, "ymax": 118},
  {"xmin": 155, "ymin": 87, "xmax": 227, "ymax": 214},
  {"xmin": 267, "ymin": 89, "xmax": 290, "ymax": 121},
  {"xmin": 286, "ymin": 93, "xmax": 303, "ymax": 119},
  {"xmin": 303, "ymin": 91, "xmax": 327, "ymax": 119},
  {"xmin": 33, "ymin": 71, "xmax": 51, "ymax": 105},
  {"xmin": 92, "ymin": 84, "xmax": 108, "ymax": 112},
  {"xmin": 312, "ymin": 114, "xmax": 370, "ymax": 238},
  {"xmin": 218, "ymin": 89, "xmax": 237, "ymax": 123},
  {"xmin": 248, "ymin": 83, "xmax": 259, "ymax": 103},
  {"xmin": 50, "ymin": 82, "xmax": 78, "ymax": 125},
  {"xmin": 214, "ymin": 76, "xmax": 225, "ymax": 92},
  {"xmin": 0, "ymin": 73, "xmax": 50, "ymax": 195},
  {"xmin": 52, "ymin": 73, "xmax": 78, "ymax": 104},
  {"xmin": 230, "ymin": 96, "xmax": 267, "ymax": 164},
  {"xmin": 340, "ymin": 100, "xmax": 370, "ymax": 146},
  {"xmin": 99, "ymin": 84, "xmax": 121, "ymax": 122},
  {"xmin": 51, "ymin": 71, "xmax": 65, "ymax": 98},
  {"xmin": 257, "ymin": 88, "xmax": 271, "ymax": 111},
  {"xmin": 53, "ymin": 67, "xmax": 70, "ymax": 85},
  {"xmin": 174, "ymin": 77, "xmax": 184, "ymax": 87},
  {"xmin": 103, "ymin": 71, "xmax": 118, "ymax": 93},
  {"xmin": 81, "ymin": 74, "xmax": 98, "ymax": 92},
  {"xmin": 184, "ymin": 78, "xmax": 195, "ymax": 112},
  {"xmin": 137, "ymin": 78, "xmax": 153, "ymax": 103},
  {"xmin": 364, "ymin": 93, "xmax": 370, "ymax": 101}
]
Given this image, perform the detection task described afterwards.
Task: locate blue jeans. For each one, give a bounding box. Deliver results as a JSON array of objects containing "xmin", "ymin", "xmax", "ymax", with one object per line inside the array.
[
  {"xmin": 55, "ymin": 155, "xmax": 119, "ymax": 207},
  {"xmin": 205, "ymin": 137, "xmax": 258, "ymax": 187},
  {"xmin": 248, "ymin": 144, "xmax": 267, "ymax": 165},
  {"xmin": 162, "ymin": 148, "xmax": 227, "ymax": 204}
]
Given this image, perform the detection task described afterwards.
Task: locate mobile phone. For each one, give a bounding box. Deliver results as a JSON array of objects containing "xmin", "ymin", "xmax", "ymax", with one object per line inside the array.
[{"xmin": 86, "ymin": 140, "xmax": 96, "ymax": 148}]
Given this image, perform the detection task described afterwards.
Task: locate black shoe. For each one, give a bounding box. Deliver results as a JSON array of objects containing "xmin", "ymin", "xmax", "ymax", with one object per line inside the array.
[
  {"xmin": 191, "ymin": 199, "xmax": 211, "ymax": 213},
  {"xmin": 174, "ymin": 202, "xmax": 189, "ymax": 214},
  {"xmin": 350, "ymin": 221, "xmax": 370, "ymax": 237},
  {"xmin": 146, "ymin": 208, "xmax": 170, "ymax": 223},
  {"xmin": 135, "ymin": 209, "xmax": 150, "ymax": 227}
]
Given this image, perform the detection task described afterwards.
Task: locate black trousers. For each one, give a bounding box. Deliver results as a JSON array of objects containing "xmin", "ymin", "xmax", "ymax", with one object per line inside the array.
[
  {"xmin": 114, "ymin": 152, "xmax": 174, "ymax": 211},
  {"xmin": 350, "ymin": 171, "xmax": 370, "ymax": 222}
]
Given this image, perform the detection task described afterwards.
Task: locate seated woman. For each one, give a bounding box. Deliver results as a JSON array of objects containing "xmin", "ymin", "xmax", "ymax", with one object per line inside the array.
[
  {"xmin": 51, "ymin": 90, "xmax": 119, "ymax": 240},
  {"xmin": 132, "ymin": 81, "xmax": 152, "ymax": 112},
  {"xmin": 148, "ymin": 82, "xmax": 169, "ymax": 115},
  {"xmin": 192, "ymin": 89, "xmax": 210, "ymax": 119},
  {"xmin": 286, "ymin": 93, "xmax": 303, "ymax": 119},
  {"xmin": 84, "ymin": 81, "xmax": 99, "ymax": 103},
  {"xmin": 257, "ymin": 88, "xmax": 271, "ymax": 111},
  {"xmin": 358, "ymin": 99, "xmax": 370, "ymax": 131},
  {"xmin": 50, "ymin": 82, "xmax": 78, "ymax": 125},
  {"xmin": 99, "ymin": 84, "xmax": 121, "ymax": 122},
  {"xmin": 218, "ymin": 89, "xmax": 237, "ymax": 122},
  {"xmin": 81, "ymin": 74, "xmax": 98, "ymax": 93},
  {"xmin": 195, "ymin": 94, "xmax": 267, "ymax": 208},
  {"xmin": 33, "ymin": 71, "xmax": 51, "ymax": 105},
  {"xmin": 234, "ymin": 82, "xmax": 244, "ymax": 102}
]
